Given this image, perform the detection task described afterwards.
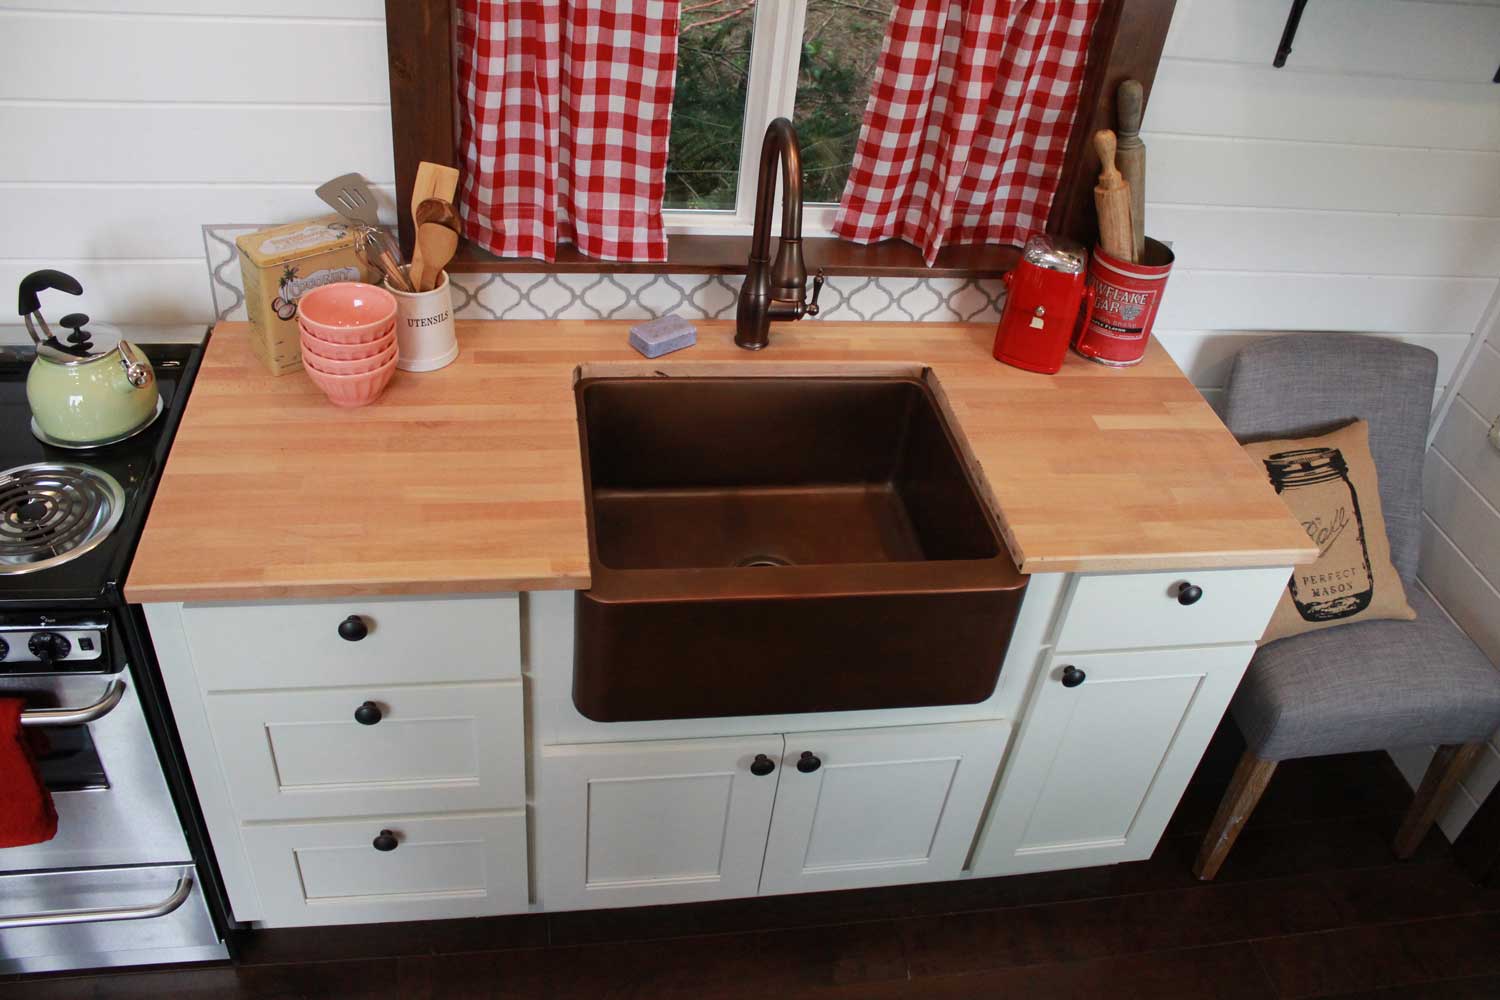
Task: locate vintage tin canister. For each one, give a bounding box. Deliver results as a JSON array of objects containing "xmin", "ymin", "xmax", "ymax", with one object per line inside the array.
[
  {"xmin": 1074, "ymin": 237, "xmax": 1175, "ymax": 367},
  {"xmin": 236, "ymin": 216, "xmax": 370, "ymax": 375}
]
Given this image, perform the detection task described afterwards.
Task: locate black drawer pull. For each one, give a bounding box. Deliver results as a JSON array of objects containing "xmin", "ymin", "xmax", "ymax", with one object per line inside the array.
[
  {"xmin": 1061, "ymin": 665, "xmax": 1086, "ymax": 688},
  {"xmin": 1176, "ymin": 582, "xmax": 1204, "ymax": 606},
  {"xmin": 372, "ymin": 830, "xmax": 398, "ymax": 852},
  {"xmin": 338, "ymin": 615, "xmax": 369, "ymax": 641},
  {"xmin": 354, "ymin": 701, "xmax": 382, "ymax": 725},
  {"xmin": 750, "ymin": 754, "xmax": 776, "ymax": 776},
  {"xmin": 796, "ymin": 751, "xmax": 822, "ymax": 773}
]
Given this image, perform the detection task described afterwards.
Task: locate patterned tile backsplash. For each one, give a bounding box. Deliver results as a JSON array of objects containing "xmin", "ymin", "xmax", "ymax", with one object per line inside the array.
[{"xmin": 204, "ymin": 225, "xmax": 1005, "ymax": 326}]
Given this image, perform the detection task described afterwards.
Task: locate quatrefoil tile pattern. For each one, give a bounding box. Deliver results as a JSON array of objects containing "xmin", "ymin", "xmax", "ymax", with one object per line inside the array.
[{"xmin": 204, "ymin": 225, "xmax": 1005, "ymax": 326}]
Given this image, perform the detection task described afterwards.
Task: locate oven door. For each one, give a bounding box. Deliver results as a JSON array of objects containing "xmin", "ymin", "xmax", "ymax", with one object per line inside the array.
[
  {"xmin": 0, "ymin": 667, "xmax": 191, "ymax": 871},
  {"xmin": 0, "ymin": 863, "xmax": 225, "ymax": 974}
]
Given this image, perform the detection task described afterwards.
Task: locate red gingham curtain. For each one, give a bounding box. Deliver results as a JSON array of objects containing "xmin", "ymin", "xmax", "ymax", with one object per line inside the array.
[
  {"xmin": 456, "ymin": 0, "xmax": 682, "ymax": 262},
  {"xmin": 833, "ymin": 0, "xmax": 1100, "ymax": 265}
]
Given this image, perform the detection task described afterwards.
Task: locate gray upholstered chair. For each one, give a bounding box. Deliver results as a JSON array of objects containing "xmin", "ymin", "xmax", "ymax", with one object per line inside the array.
[{"xmin": 1194, "ymin": 334, "xmax": 1500, "ymax": 880}]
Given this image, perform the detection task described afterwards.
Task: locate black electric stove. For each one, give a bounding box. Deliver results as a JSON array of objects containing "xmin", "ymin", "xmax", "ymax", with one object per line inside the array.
[
  {"xmin": 0, "ymin": 334, "xmax": 237, "ymax": 974},
  {"xmin": 0, "ymin": 341, "xmax": 203, "ymax": 608}
]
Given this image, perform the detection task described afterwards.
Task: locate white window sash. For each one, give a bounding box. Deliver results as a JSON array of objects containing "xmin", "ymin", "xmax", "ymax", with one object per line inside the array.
[{"xmin": 662, "ymin": 1, "xmax": 843, "ymax": 240}]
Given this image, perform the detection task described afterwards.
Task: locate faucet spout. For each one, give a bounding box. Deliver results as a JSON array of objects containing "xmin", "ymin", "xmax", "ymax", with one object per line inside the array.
[{"xmin": 736, "ymin": 118, "xmax": 823, "ymax": 350}]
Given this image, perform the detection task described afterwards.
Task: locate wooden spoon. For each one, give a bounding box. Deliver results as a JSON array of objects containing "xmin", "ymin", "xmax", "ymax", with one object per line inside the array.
[
  {"xmin": 413, "ymin": 223, "xmax": 460, "ymax": 293},
  {"xmin": 410, "ymin": 198, "xmax": 462, "ymax": 291}
]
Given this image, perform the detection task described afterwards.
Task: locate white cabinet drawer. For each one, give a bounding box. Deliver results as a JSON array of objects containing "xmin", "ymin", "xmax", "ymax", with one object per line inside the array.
[
  {"xmin": 207, "ymin": 682, "xmax": 524, "ymax": 820},
  {"xmin": 1055, "ymin": 566, "xmax": 1290, "ymax": 651},
  {"xmin": 182, "ymin": 594, "xmax": 519, "ymax": 691},
  {"xmin": 241, "ymin": 812, "xmax": 528, "ymax": 926}
]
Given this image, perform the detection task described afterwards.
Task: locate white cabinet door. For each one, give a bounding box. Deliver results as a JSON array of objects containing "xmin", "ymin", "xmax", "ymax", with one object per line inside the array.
[
  {"xmin": 760, "ymin": 721, "xmax": 1011, "ymax": 895},
  {"xmin": 971, "ymin": 644, "xmax": 1254, "ymax": 876},
  {"xmin": 537, "ymin": 735, "xmax": 785, "ymax": 910}
]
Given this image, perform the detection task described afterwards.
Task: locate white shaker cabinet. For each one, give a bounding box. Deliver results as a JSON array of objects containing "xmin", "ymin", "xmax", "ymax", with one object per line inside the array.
[
  {"xmin": 145, "ymin": 595, "xmax": 530, "ymax": 928},
  {"xmin": 972, "ymin": 643, "xmax": 1256, "ymax": 875},
  {"xmin": 970, "ymin": 566, "xmax": 1288, "ymax": 877},
  {"xmin": 538, "ymin": 720, "xmax": 1011, "ymax": 909}
]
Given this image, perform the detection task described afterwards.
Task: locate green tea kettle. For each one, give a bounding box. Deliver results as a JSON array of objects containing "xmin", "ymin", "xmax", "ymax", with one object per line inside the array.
[{"xmin": 20, "ymin": 269, "xmax": 160, "ymax": 448}]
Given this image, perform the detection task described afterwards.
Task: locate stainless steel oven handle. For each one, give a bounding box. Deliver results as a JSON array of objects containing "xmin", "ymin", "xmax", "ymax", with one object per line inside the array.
[
  {"xmin": 19, "ymin": 679, "xmax": 126, "ymax": 728},
  {"xmin": 0, "ymin": 873, "xmax": 192, "ymax": 930}
]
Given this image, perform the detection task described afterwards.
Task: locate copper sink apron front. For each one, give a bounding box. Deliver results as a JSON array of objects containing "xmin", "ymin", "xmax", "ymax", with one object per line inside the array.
[{"xmin": 572, "ymin": 374, "xmax": 1029, "ymax": 721}]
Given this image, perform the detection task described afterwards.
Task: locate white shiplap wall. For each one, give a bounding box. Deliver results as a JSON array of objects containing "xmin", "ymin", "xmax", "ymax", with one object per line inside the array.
[
  {"xmin": 1394, "ymin": 310, "xmax": 1500, "ymax": 837},
  {"xmin": 0, "ymin": 0, "xmax": 394, "ymax": 323},
  {"xmin": 1145, "ymin": 0, "xmax": 1500, "ymax": 410}
]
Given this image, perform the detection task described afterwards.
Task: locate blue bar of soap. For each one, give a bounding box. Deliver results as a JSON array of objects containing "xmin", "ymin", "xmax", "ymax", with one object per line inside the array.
[{"xmin": 629, "ymin": 315, "xmax": 697, "ymax": 359}]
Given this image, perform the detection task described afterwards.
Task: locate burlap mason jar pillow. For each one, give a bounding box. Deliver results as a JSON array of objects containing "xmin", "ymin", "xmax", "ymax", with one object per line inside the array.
[{"xmin": 1243, "ymin": 419, "xmax": 1415, "ymax": 642}]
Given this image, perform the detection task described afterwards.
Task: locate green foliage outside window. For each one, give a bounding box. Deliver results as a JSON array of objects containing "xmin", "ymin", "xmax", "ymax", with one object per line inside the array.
[{"xmin": 665, "ymin": 0, "xmax": 892, "ymax": 211}]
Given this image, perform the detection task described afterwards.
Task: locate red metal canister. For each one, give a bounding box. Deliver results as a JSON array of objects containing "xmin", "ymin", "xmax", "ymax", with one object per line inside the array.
[
  {"xmin": 992, "ymin": 235, "xmax": 1094, "ymax": 375},
  {"xmin": 1074, "ymin": 237, "xmax": 1175, "ymax": 367}
]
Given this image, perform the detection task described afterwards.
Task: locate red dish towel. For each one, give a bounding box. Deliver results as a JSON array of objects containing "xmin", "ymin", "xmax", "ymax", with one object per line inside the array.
[{"xmin": 0, "ymin": 698, "xmax": 58, "ymax": 848}]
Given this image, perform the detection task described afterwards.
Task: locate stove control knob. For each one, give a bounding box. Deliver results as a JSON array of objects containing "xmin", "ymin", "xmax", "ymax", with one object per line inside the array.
[
  {"xmin": 0, "ymin": 637, "xmax": 8, "ymax": 661},
  {"xmin": 29, "ymin": 632, "xmax": 71, "ymax": 665}
]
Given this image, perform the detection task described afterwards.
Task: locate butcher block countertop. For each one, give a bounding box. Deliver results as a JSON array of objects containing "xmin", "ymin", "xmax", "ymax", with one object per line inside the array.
[{"xmin": 125, "ymin": 320, "xmax": 1315, "ymax": 603}]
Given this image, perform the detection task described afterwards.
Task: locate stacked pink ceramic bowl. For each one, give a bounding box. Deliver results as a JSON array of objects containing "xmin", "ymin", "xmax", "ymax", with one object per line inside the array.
[{"xmin": 297, "ymin": 283, "xmax": 399, "ymax": 407}]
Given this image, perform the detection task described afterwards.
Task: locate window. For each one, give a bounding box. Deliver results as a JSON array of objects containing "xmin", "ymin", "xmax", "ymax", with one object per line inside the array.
[{"xmin": 663, "ymin": 0, "xmax": 893, "ymax": 236}]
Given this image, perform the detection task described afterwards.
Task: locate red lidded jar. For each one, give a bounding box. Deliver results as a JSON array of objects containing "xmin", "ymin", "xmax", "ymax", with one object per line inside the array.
[{"xmin": 992, "ymin": 235, "xmax": 1093, "ymax": 375}]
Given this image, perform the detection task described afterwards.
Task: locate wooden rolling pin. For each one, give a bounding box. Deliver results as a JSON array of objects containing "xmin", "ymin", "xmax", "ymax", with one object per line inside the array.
[
  {"xmin": 1115, "ymin": 79, "xmax": 1146, "ymax": 263},
  {"xmin": 1093, "ymin": 129, "xmax": 1135, "ymax": 263}
]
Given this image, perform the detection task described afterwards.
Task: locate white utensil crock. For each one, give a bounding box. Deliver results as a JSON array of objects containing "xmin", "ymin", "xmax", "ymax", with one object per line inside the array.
[{"xmin": 383, "ymin": 269, "xmax": 457, "ymax": 372}]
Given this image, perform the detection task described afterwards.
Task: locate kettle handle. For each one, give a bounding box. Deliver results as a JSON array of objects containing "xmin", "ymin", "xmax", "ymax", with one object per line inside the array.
[
  {"xmin": 19, "ymin": 270, "xmax": 82, "ymax": 318},
  {"xmin": 117, "ymin": 341, "xmax": 155, "ymax": 391}
]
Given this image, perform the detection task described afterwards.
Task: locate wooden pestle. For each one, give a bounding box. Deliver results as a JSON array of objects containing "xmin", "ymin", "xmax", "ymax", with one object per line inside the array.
[
  {"xmin": 1115, "ymin": 79, "xmax": 1146, "ymax": 263},
  {"xmin": 1093, "ymin": 129, "xmax": 1135, "ymax": 263}
]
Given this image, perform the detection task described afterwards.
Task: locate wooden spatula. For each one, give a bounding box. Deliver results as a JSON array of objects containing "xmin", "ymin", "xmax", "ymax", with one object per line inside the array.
[
  {"xmin": 410, "ymin": 162, "xmax": 460, "ymax": 222},
  {"xmin": 1093, "ymin": 129, "xmax": 1135, "ymax": 263}
]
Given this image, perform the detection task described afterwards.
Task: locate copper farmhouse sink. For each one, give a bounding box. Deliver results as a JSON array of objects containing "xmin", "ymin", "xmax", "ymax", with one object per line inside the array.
[{"xmin": 573, "ymin": 373, "xmax": 1028, "ymax": 721}]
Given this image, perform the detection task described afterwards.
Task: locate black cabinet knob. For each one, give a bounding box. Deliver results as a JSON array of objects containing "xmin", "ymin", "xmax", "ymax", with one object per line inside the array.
[
  {"xmin": 1061, "ymin": 665, "xmax": 1086, "ymax": 688},
  {"xmin": 354, "ymin": 701, "xmax": 382, "ymax": 725},
  {"xmin": 796, "ymin": 751, "xmax": 822, "ymax": 774},
  {"xmin": 750, "ymin": 754, "xmax": 776, "ymax": 776},
  {"xmin": 338, "ymin": 615, "xmax": 369, "ymax": 641},
  {"xmin": 372, "ymin": 830, "xmax": 398, "ymax": 852},
  {"xmin": 1176, "ymin": 582, "xmax": 1204, "ymax": 606}
]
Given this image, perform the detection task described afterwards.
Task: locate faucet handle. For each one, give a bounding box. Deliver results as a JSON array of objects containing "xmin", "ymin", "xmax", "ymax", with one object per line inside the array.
[{"xmin": 805, "ymin": 270, "xmax": 825, "ymax": 317}]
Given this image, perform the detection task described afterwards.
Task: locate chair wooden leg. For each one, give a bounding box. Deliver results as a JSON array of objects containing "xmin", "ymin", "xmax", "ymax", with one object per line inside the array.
[
  {"xmin": 1194, "ymin": 750, "xmax": 1279, "ymax": 880},
  {"xmin": 1393, "ymin": 742, "xmax": 1484, "ymax": 859}
]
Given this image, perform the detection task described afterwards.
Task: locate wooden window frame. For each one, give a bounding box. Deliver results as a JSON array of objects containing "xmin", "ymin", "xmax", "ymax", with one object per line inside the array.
[{"xmin": 384, "ymin": 0, "xmax": 1175, "ymax": 279}]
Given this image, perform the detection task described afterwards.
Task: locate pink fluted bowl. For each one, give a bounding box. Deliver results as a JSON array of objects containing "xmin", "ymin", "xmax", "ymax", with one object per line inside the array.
[
  {"xmin": 302, "ymin": 339, "xmax": 398, "ymax": 376},
  {"xmin": 297, "ymin": 282, "xmax": 397, "ymax": 343},
  {"xmin": 304, "ymin": 354, "xmax": 398, "ymax": 407},
  {"xmin": 299, "ymin": 322, "xmax": 394, "ymax": 360}
]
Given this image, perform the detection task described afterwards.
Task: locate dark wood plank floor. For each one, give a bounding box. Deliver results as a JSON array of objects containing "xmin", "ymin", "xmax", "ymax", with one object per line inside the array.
[{"xmin": 5, "ymin": 723, "xmax": 1499, "ymax": 999}]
